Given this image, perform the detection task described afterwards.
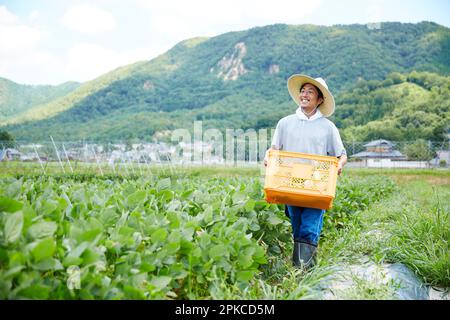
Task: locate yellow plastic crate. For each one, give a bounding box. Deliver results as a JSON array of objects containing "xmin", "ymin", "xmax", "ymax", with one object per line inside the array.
[{"xmin": 264, "ymin": 150, "xmax": 339, "ymax": 210}]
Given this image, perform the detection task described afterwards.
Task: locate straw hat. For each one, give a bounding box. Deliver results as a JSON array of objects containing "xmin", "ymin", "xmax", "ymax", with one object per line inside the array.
[{"xmin": 287, "ymin": 74, "xmax": 335, "ymax": 117}]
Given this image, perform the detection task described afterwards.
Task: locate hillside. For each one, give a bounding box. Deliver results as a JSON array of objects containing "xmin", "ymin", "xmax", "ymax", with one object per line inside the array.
[
  {"xmin": 0, "ymin": 78, "xmax": 79, "ymax": 122},
  {"xmin": 333, "ymin": 71, "xmax": 450, "ymax": 142},
  {"xmin": 2, "ymin": 21, "xmax": 449, "ymax": 142},
  {"xmin": 1, "ymin": 61, "xmax": 150, "ymax": 126}
]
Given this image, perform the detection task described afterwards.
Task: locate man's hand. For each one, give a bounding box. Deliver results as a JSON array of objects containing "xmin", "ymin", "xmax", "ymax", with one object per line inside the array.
[
  {"xmin": 337, "ymin": 154, "xmax": 347, "ymax": 176},
  {"xmin": 264, "ymin": 146, "xmax": 279, "ymax": 167},
  {"xmin": 337, "ymin": 162, "xmax": 343, "ymax": 176},
  {"xmin": 264, "ymin": 153, "xmax": 269, "ymax": 167}
]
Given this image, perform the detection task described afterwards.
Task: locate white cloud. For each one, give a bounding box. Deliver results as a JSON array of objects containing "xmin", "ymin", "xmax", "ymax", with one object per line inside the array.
[
  {"xmin": 0, "ymin": 2, "xmax": 160, "ymax": 85},
  {"xmin": 0, "ymin": 50, "xmax": 65, "ymax": 85},
  {"xmin": 29, "ymin": 10, "xmax": 41, "ymax": 24},
  {"xmin": 1, "ymin": 0, "xmax": 325, "ymax": 84},
  {"xmin": 135, "ymin": 0, "xmax": 322, "ymax": 49},
  {"xmin": 61, "ymin": 4, "xmax": 116, "ymax": 34},
  {"xmin": 367, "ymin": 0, "xmax": 386, "ymax": 21},
  {"xmin": 0, "ymin": 7, "xmax": 67, "ymax": 85},
  {"xmin": 64, "ymin": 42, "xmax": 162, "ymax": 82},
  {"xmin": 0, "ymin": 5, "xmax": 18, "ymax": 24},
  {"xmin": 0, "ymin": 6, "xmax": 41, "ymax": 57},
  {"xmin": 65, "ymin": 43, "xmax": 117, "ymax": 81},
  {"xmin": 137, "ymin": 0, "xmax": 322, "ymax": 29},
  {"xmin": 0, "ymin": 5, "xmax": 48, "ymax": 84}
]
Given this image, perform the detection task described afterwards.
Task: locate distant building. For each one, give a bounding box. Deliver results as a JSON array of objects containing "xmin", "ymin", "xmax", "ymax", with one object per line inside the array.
[
  {"xmin": 0, "ymin": 148, "xmax": 22, "ymax": 161},
  {"xmin": 352, "ymin": 140, "xmax": 406, "ymax": 159},
  {"xmin": 430, "ymin": 150, "xmax": 450, "ymax": 167},
  {"xmin": 349, "ymin": 139, "xmax": 426, "ymax": 168}
]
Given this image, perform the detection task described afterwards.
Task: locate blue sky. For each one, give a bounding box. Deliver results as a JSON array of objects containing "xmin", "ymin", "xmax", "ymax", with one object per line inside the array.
[{"xmin": 1, "ymin": 0, "xmax": 449, "ymax": 85}]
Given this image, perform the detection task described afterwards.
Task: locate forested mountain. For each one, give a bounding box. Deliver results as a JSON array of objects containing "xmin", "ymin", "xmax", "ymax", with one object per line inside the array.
[
  {"xmin": 334, "ymin": 72, "xmax": 450, "ymax": 142},
  {"xmin": 1, "ymin": 61, "xmax": 147, "ymax": 126},
  {"xmin": 0, "ymin": 78, "xmax": 79, "ymax": 122},
  {"xmin": 1, "ymin": 21, "xmax": 449, "ymax": 142}
]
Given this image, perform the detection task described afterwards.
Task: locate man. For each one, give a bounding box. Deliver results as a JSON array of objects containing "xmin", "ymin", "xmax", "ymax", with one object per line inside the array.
[{"xmin": 266, "ymin": 74, "xmax": 347, "ymax": 270}]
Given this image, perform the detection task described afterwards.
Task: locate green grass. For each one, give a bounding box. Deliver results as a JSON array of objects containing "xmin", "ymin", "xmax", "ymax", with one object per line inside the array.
[
  {"xmin": 0, "ymin": 161, "xmax": 261, "ymax": 179},
  {"xmin": 320, "ymin": 177, "xmax": 449, "ymax": 289},
  {"xmin": 368, "ymin": 181, "xmax": 449, "ymax": 287},
  {"xmin": 345, "ymin": 167, "xmax": 450, "ymax": 177}
]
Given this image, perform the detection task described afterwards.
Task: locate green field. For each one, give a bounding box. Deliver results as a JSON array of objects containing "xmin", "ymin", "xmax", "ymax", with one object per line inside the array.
[{"xmin": 0, "ymin": 164, "xmax": 448, "ymax": 299}]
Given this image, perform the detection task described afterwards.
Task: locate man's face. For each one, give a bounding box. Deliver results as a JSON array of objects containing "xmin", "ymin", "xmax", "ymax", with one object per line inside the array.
[{"xmin": 299, "ymin": 83, "xmax": 323, "ymax": 110}]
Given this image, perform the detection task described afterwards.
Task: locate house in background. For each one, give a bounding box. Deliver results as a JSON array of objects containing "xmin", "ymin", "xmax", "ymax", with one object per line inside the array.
[
  {"xmin": 0, "ymin": 148, "xmax": 22, "ymax": 161},
  {"xmin": 350, "ymin": 139, "xmax": 450, "ymax": 168},
  {"xmin": 348, "ymin": 139, "xmax": 441, "ymax": 168},
  {"xmin": 430, "ymin": 150, "xmax": 450, "ymax": 167}
]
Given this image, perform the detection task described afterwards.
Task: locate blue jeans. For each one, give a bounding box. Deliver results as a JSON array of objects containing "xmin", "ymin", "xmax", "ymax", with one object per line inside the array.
[{"xmin": 286, "ymin": 205, "xmax": 325, "ymax": 246}]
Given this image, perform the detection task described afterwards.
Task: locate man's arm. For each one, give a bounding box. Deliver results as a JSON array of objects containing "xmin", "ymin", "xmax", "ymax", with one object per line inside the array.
[
  {"xmin": 337, "ymin": 154, "xmax": 347, "ymax": 176},
  {"xmin": 264, "ymin": 145, "xmax": 281, "ymax": 167}
]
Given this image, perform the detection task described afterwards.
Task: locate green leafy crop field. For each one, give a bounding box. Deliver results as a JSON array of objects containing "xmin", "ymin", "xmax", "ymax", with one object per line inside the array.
[{"xmin": 0, "ymin": 166, "xmax": 448, "ymax": 299}]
